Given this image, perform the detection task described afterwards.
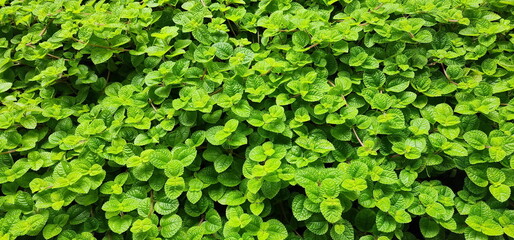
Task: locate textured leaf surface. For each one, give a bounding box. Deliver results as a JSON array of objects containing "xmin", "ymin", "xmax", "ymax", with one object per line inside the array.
[{"xmin": 1, "ymin": 0, "xmax": 513, "ymax": 239}]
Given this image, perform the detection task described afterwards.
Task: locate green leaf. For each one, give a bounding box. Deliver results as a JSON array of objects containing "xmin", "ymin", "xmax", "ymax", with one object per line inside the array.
[
  {"xmin": 313, "ymin": 139, "xmax": 336, "ymax": 154},
  {"xmin": 261, "ymin": 181, "xmax": 281, "ymax": 198},
  {"xmin": 43, "ymin": 224, "xmax": 62, "ymax": 239},
  {"xmin": 481, "ymin": 58, "xmax": 497, "ymax": 75},
  {"xmin": 413, "ymin": 30, "xmax": 433, "ymax": 43},
  {"xmin": 0, "ymin": 82, "xmax": 12, "ymax": 93},
  {"xmin": 376, "ymin": 211, "xmax": 396, "ymax": 233},
  {"xmin": 489, "ymin": 184, "xmax": 511, "ymax": 202},
  {"xmin": 321, "ymin": 178, "xmax": 341, "ymax": 198},
  {"xmin": 363, "ymin": 70, "xmax": 386, "ymax": 88},
  {"xmin": 20, "ymin": 115, "xmax": 38, "ymax": 129},
  {"xmin": 11, "ymin": 213, "xmax": 48, "ymax": 236},
  {"xmin": 219, "ymin": 190, "xmax": 246, "ymax": 206},
  {"xmin": 165, "ymin": 176, "xmax": 185, "ymax": 199},
  {"xmin": 130, "ymin": 218, "xmax": 155, "ymax": 233},
  {"xmin": 349, "ymin": 47, "xmax": 368, "ymax": 66},
  {"xmin": 147, "ymin": 45, "xmax": 172, "ymax": 57},
  {"xmin": 399, "ymin": 170, "xmax": 417, "ymax": 186},
  {"xmin": 420, "ymin": 217, "xmax": 440, "ymax": 238},
  {"xmin": 172, "ymin": 145, "xmax": 197, "ymax": 166},
  {"xmin": 306, "ymin": 215, "xmax": 329, "ymax": 235},
  {"xmin": 371, "ymin": 93, "xmax": 393, "ymax": 111},
  {"xmin": 486, "ymin": 168, "xmax": 506, "ymax": 185},
  {"xmin": 214, "ymin": 155, "xmax": 233, "ymax": 173},
  {"xmin": 393, "ymin": 209, "xmax": 412, "ymax": 224},
  {"xmin": 149, "ymin": 149, "xmax": 171, "ymax": 169},
  {"xmin": 292, "ymin": 195, "xmax": 313, "ymax": 221},
  {"xmin": 90, "ymin": 48, "xmax": 114, "ymax": 65},
  {"xmin": 320, "ymin": 198, "xmax": 343, "ymax": 223},
  {"xmin": 444, "ymin": 143, "xmax": 468, "ymax": 157},
  {"xmin": 212, "ymin": 42, "xmax": 234, "ymax": 60},
  {"xmin": 504, "ymin": 224, "xmax": 514, "ymax": 238},
  {"xmin": 249, "ymin": 145, "xmax": 267, "ymax": 162},
  {"xmin": 408, "ymin": 118, "xmax": 430, "ymax": 135},
  {"xmin": 186, "ymin": 225, "xmax": 205, "ymax": 240},
  {"xmin": 355, "ymin": 209, "xmax": 376, "ymax": 232},
  {"xmin": 260, "ymin": 219, "xmax": 288, "ymax": 240},
  {"xmin": 489, "ymin": 146, "xmax": 507, "ymax": 162},
  {"xmin": 474, "ymin": 219, "xmax": 504, "ymax": 236},
  {"xmin": 386, "ymin": 77, "xmax": 410, "ymax": 92},
  {"xmin": 466, "ymin": 167, "xmax": 489, "ymax": 187},
  {"xmin": 108, "ymin": 215, "xmax": 133, "ymax": 234},
  {"xmin": 202, "ymin": 209, "xmax": 222, "ymax": 234},
  {"xmin": 463, "ymin": 130, "xmax": 488, "ymax": 150},
  {"xmin": 330, "ymin": 219, "xmax": 354, "ymax": 240},
  {"xmin": 433, "ymin": 103, "xmax": 460, "ymax": 126},
  {"xmin": 292, "ymin": 31, "xmax": 310, "ymax": 48},
  {"xmin": 161, "ymin": 215, "xmax": 182, "ymax": 238},
  {"xmin": 232, "ymin": 100, "xmax": 252, "ymax": 118}
]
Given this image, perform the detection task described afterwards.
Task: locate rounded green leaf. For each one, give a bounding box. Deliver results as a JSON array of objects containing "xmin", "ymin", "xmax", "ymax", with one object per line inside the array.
[
  {"xmin": 320, "ymin": 198, "xmax": 343, "ymax": 223},
  {"xmin": 108, "ymin": 215, "xmax": 133, "ymax": 234}
]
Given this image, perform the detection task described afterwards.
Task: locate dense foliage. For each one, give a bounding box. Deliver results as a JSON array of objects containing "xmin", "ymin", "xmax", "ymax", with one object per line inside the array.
[{"xmin": 1, "ymin": 0, "xmax": 514, "ymax": 239}]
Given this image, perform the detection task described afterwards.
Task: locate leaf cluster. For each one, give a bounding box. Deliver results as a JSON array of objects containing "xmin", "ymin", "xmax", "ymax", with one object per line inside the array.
[{"xmin": 0, "ymin": 0, "xmax": 514, "ymax": 239}]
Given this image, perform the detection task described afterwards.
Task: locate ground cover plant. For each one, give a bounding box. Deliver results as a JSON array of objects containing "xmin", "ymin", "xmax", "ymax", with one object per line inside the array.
[{"xmin": 1, "ymin": 0, "xmax": 514, "ymax": 239}]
